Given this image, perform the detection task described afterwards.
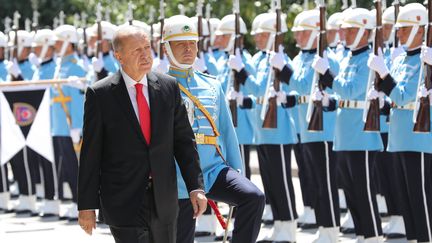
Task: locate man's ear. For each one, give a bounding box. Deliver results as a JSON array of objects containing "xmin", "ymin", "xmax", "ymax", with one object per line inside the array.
[{"xmin": 114, "ymin": 51, "xmax": 122, "ymax": 63}]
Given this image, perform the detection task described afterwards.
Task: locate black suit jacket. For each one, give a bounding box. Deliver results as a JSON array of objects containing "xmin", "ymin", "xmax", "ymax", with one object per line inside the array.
[{"xmin": 78, "ymin": 71, "xmax": 203, "ymax": 226}]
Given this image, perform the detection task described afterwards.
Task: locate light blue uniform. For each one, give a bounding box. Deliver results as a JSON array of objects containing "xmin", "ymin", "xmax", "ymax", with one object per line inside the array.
[
  {"xmin": 0, "ymin": 60, "xmax": 7, "ymax": 81},
  {"xmin": 10, "ymin": 59, "xmax": 35, "ymax": 81},
  {"xmin": 251, "ymin": 51, "xmax": 267, "ymax": 68},
  {"xmin": 290, "ymin": 49, "xmax": 339, "ymax": 143},
  {"xmin": 216, "ymin": 50, "xmax": 259, "ymax": 145},
  {"xmin": 253, "ymin": 52, "xmax": 298, "ymax": 145},
  {"xmin": 51, "ymin": 54, "xmax": 87, "ymax": 136},
  {"xmin": 332, "ymin": 46, "xmax": 383, "ymax": 151},
  {"xmin": 205, "ymin": 49, "xmax": 225, "ymax": 76},
  {"xmin": 385, "ymin": 49, "xmax": 432, "ymax": 153},
  {"xmin": 169, "ymin": 68, "xmax": 242, "ymax": 199},
  {"xmin": 102, "ymin": 52, "xmax": 120, "ymax": 75}
]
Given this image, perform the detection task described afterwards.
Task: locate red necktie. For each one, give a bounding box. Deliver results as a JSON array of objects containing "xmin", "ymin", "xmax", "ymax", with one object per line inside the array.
[{"xmin": 135, "ymin": 83, "xmax": 151, "ymax": 144}]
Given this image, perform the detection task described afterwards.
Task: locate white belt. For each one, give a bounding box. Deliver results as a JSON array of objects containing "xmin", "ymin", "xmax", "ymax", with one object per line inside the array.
[
  {"xmin": 338, "ymin": 100, "xmax": 367, "ymax": 109},
  {"xmin": 392, "ymin": 102, "xmax": 416, "ymax": 110},
  {"xmin": 297, "ymin": 95, "xmax": 310, "ymax": 104}
]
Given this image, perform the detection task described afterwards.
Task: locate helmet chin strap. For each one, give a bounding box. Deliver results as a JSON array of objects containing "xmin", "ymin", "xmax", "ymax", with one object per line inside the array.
[
  {"xmin": 224, "ymin": 34, "xmax": 235, "ymax": 52},
  {"xmin": 404, "ymin": 25, "xmax": 419, "ymax": 49},
  {"xmin": 39, "ymin": 44, "xmax": 50, "ymax": 62},
  {"xmin": 265, "ymin": 33, "xmax": 276, "ymax": 52},
  {"xmin": 59, "ymin": 40, "xmax": 70, "ymax": 58},
  {"xmin": 348, "ymin": 28, "xmax": 365, "ymax": 50},
  {"xmin": 164, "ymin": 42, "xmax": 193, "ymax": 70},
  {"xmin": 329, "ymin": 33, "xmax": 340, "ymax": 47},
  {"xmin": 304, "ymin": 30, "xmax": 318, "ymax": 50}
]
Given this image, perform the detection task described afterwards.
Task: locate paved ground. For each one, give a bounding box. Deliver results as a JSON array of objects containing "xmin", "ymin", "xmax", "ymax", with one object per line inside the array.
[{"xmin": 0, "ymin": 149, "xmax": 409, "ymax": 243}]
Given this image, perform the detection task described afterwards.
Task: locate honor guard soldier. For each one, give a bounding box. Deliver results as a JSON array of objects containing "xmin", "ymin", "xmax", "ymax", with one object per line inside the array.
[
  {"xmin": 88, "ymin": 21, "xmax": 120, "ymax": 80},
  {"xmin": 52, "ymin": 24, "xmax": 87, "ymax": 220},
  {"xmin": 291, "ymin": 9, "xmax": 341, "ymax": 242},
  {"xmin": 252, "ymin": 12, "xmax": 299, "ymax": 243},
  {"xmin": 368, "ymin": 3, "xmax": 432, "ymax": 242},
  {"xmin": 7, "ymin": 30, "xmax": 40, "ymax": 215},
  {"xmin": 7, "ymin": 30, "xmax": 35, "ymax": 81},
  {"xmin": 382, "ymin": 6, "xmax": 405, "ymax": 67},
  {"xmin": 318, "ymin": 9, "xmax": 385, "ymax": 242},
  {"xmin": 0, "ymin": 32, "xmax": 7, "ymax": 81},
  {"xmin": 326, "ymin": 12, "xmax": 344, "ymax": 53},
  {"xmin": 161, "ymin": 15, "xmax": 265, "ymax": 243},
  {"xmin": 31, "ymin": 29, "xmax": 61, "ymax": 217}
]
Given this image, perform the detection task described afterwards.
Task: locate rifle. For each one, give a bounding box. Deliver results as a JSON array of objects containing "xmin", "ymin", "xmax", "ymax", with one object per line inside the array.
[
  {"xmin": 413, "ymin": 0, "xmax": 431, "ymax": 132},
  {"xmin": 393, "ymin": 0, "xmax": 400, "ymax": 48},
  {"xmin": 228, "ymin": 0, "xmax": 241, "ymax": 127},
  {"xmin": 11, "ymin": 11, "xmax": 21, "ymax": 81},
  {"xmin": 205, "ymin": 3, "xmax": 212, "ymax": 52},
  {"xmin": 262, "ymin": 0, "xmax": 283, "ymax": 128},
  {"xmin": 159, "ymin": 0, "xmax": 165, "ymax": 59},
  {"xmin": 149, "ymin": 6, "xmax": 156, "ymax": 54},
  {"xmin": 341, "ymin": 0, "xmax": 349, "ymax": 10},
  {"xmin": 95, "ymin": 3, "xmax": 106, "ymax": 81},
  {"xmin": 363, "ymin": 0, "xmax": 383, "ymax": 132},
  {"xmin": 59, "ymin": 11, "xmax": 65, "ymax": 26},
  {"xmin": 81, "ymin": 12, "xmax": 89, "ymax": 57},
  {"xmin": 127, "ymin": 2, "xmax": 134, "ymax": 25},
  {"xmin": 196, "ymin": 0, "xmax": 204, "ymax": 57},
  {"xmin": 306, "ymin": 0, "xmax": 326, "ymax": 131},
  {"xmin": 32, "ymin": 10, "xmax": 40, "ymax": 32}
]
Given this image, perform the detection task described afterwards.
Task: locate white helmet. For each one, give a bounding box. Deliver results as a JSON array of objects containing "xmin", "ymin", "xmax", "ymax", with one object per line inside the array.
[
  {"xmin": 341, "ymin": 8, "xmax": 374, "ymax": 49},
  {"xmin": 296, "ymin": 10, "xmax": 320, "ymax": 50},
  {"xmin": 54, "ymin": 25, "xmax": 79, "ymax": 58},
  {"xmin": 382, "ymin": 6, "xmax": 395, "ymax": 25},
  {"xmin": 32, "ymin": 29, "xmax": 56, "ymax": 61},
  {"xmin": 292, "ymin": 11, "xmax": 311, "ymax": 32},
  {"xmin": 162, "ymin": 15, "xmax": 198, "ymax": 69},
  {"xmin": 214, "ymin": 14, "xmax": 247, "ymax": 35},
  {"xmin": 54, "ymin": 25, "xmax": 79, "ymax": 43},
  {"xmin": 191, "ymin": 16, "xmax": 210, "ymax": 36},
  {"xmin": 209, "ymin": 18, "xmax": 220, "ymax": 46},
  {"xmin": 0, "ymin": 32, "xmax": 7, "ymax": 48},
  {"xmin": 255, "ymin": 13, "xmax": 288, "ymax": 34},
  {"xmin": 395, "ymin": 3, "xmax": 427, "ymax": 48},
  {"xmin": 251, "ymin": 13, "xmax": 268, "ymax": 35},
  {"xmin": 32, "ymin": 29, "xmax": 56, "ymax": 47},
  {"xmin": 9, "ymin": 30, "xmax": 33, "ymax": 47},
  {"xmin": 327, "ymin": 12, "xmax": 343, "ymax": 30},
  {"xmin": 395, "ymin": 3, "xmax": 427, "ymax": 28},
  {"xmin": 89, "ymin": 21, "xmax": 118, "ymax": 40},
  {"xmin": 128, "ymin": 20, "xmax": 151, "ymax": 37}
]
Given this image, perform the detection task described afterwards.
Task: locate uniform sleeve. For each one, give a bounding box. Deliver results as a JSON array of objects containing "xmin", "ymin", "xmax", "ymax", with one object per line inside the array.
[{"xmin": 333, "ymin": 59, "xmax": 370, "ymax": 99}]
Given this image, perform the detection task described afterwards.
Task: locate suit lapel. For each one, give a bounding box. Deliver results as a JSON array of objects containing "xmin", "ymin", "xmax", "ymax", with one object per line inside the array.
[
  {"xmin": 111, "ymin": 71, "xmax": 146, "ymax": 145},
  {"xmin": 147, "ymin": 72, "xmax": 162, "ymax": 145}
]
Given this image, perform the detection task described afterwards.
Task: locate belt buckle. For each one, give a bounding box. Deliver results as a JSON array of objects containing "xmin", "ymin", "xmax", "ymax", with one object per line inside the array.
[{"xmin": 195, "ymin": 133, "xmax": 205, "ymax": 144}]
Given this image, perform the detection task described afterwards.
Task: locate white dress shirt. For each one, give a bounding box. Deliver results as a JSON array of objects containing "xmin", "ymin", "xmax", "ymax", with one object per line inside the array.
[{"xmin": 121, "ymin": 69, "xmax": 150, "ymax": 122}]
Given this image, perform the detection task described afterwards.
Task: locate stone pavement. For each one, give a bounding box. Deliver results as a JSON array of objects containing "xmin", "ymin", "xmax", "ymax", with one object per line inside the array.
[{"xmin": 0, "ymin": 149, "xmax": 409, "ymax": 243}]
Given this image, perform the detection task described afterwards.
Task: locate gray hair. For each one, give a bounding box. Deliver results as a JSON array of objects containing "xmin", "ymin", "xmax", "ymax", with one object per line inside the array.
[{"xmin": 112, "ymin": 25, "xmax": 150, "ymax": 52}]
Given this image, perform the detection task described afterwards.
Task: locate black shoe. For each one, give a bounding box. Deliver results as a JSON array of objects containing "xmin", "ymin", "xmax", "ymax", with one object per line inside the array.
[
  {"xmin": 341, "ymin": 227, "xmax": 355, "ymax": 234},
  {"xmin": 15, "ymin": 209, "xmax": 32, "ymax": 215},
  {"xmin": 385, "ymin": 233, "xmax": 405, "ymax": 239},
  {"xmin": 214, "ymin": 235, "xmax": 231, "ymax": 241},
  {"xmin": 68, "ymin": 217, "xmax": 78, "ymax": 222},
  {"xmin": 0, "ymin": 208, "xmax": 14, "ymax": 213},
  {"xmin": 39, "ymin": 213, "xmax": 59, "ymax": 218},
  {"xmin": 298, "ymin": 222, "xmax": 318, "ymax": 230},
  {"xmin": 194, "ymin": 231, "xmax": 213, "ymax": 237}
]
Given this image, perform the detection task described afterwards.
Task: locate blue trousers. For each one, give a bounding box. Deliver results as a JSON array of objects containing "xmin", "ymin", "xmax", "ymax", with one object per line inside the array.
[{"xmin": 176, "ymin": 167, "xmax": 265, "ymax": 243}]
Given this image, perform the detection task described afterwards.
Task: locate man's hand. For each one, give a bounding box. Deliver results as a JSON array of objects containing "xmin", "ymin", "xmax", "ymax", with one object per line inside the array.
[
  {"xmin": 189, "ymin": 190, "xmax": 207, "ymax": 219},
  {"xmin": 78, "ymin": 210, "xmax": 96, "ymax": 235}
]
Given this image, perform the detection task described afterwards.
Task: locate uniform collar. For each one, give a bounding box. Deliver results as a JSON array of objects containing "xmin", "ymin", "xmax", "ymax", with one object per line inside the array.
[
  {"xmin": 121, "ymin": 69, "xmax": 148, "ymax": 88},
  {"xmin": 301, "ymin": 49, "xmax": 317, "ymax": 54},
  {"xmin": 168, "ymin": 66, "xmax": 194, "ymax": 81},
  {"xmin": 351, "ymin": 45, "xmax": 370, "ymax": 56},
  {"xmin": 406, "ymin": 47, "xmax": 421, "ymax": 56},
  {"xmin": 61, "ymin": 53, "xmax": 79, "ymax": 64},
  {"xmin": 18, "ymin": 58, "xmax": 29, "ymax": 64},
  {"xmin": 41, "ymin": 58, "xmax": 54, "ymax": 66}
]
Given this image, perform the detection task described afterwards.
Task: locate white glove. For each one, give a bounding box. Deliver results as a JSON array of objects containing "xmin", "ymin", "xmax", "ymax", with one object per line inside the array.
[
  {"xmin": 312, "ymin": 55, "xmax": 329, "ymax": 75},
  {"xmin": 367, "ymin": 49, "xmax": 389, "ymax": 79},
  {"xmin": 311, "ymin": 90, "xmax": 330, "ymax": 107},
  {"xmin": 270, "ymin": 46, "xmax": 287, "ymax": 71},
  {"xmin": 367, "ymin": 89, "xmax": 385, "ymax": 108},
  {"xmin": 421, "ymin": 46, "xmax": 432, "ymax": 66},
  {"xmin": 268, "ymin": 87, "xmax": 287, "ymax": 105},
  {"xmin": 70, "ymin": 128, "xmax": 82, "ymax": 144},
  {"xmin": 7, "ymin": 59, "xmax": 21, "ymax": 78},
  {"xmin": 418, "ymin": 86, "xmax": 429, "ymax": 98},
  {"xmin": 92, "ymin": 52, "xmax": 105, "ymax": 72},
  {"xmin": 226, "ymin": 88, "xmax": 244, "ymax": 106},
  {"xmin": 390, "ymin": 46, "xmax": 404, "ymax": 61},
  {"xmin": 193, "ymin": 53, "xmax": 207, "ymax": 73},
  {"xmin": 228, "ymin": 48, "xmax": 245, "ymax": 72},
  {"xmin": 152, "ymin": 56, "xmax": 170, "ymax": 74},
  {"xmin": 66, "ymin": 75, "xmax": 86, "ymax": 89},
  {"xmin": 28, "ymin": 52, "xmax": 40, "ymax": 67}
]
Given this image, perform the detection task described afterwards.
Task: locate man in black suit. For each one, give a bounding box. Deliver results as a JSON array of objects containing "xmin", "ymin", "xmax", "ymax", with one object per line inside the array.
[{"xmin": 77, "ymin": 25, "xmax": 207, "ymax": 243}]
